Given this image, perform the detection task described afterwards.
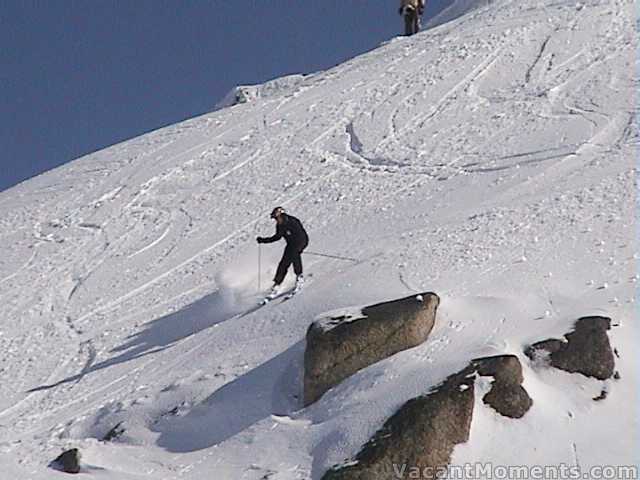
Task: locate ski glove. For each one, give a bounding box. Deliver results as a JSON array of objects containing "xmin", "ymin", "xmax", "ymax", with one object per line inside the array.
[{"xmin": 257, "ymin": 236, "xmax": 266, "ymax": 244}]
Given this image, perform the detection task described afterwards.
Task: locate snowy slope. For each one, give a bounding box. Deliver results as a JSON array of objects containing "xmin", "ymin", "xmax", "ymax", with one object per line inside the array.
[{"xmin": 0, "ymin": 0, "xmax": 637, "ymax": 478}]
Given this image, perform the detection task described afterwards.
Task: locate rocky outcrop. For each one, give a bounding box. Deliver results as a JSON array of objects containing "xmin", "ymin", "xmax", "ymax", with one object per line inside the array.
[
  {"xmin": 103, "ymin": 421, "xmax": 125, "ymax": 442},
  {"xmin": 215, "ymin": 74, "xmax": 305, "ymax": 109},
  {"xmin": 304, "ymin": 293, "xmax": 439, "ymax": 406},
  {"xmin": 323, "ymin": 367, "xmax": 475, "ymax": 480},
  {"xmin": 473, "ymin": 355, "xmax": 532, "ymax": 419},
  {"xmin": 323, "ymin": 355, "xmax": 531, "ymax": 480},
  {"xmin": 525, "ymin": 316, "xmax": 615, "ymax": 380},
  {"xmin": 50, "ymin": 448, "xmax": 81, "ymax": 474}
]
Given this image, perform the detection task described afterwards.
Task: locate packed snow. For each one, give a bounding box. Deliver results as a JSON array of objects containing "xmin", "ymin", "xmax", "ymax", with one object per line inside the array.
[{"xmin": 0, "ymin": 0, "xmax": 637, "ymax": 478}]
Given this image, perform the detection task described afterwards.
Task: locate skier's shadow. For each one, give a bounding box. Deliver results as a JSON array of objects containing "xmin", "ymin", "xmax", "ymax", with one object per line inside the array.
[
  {"xmin": 27, "ymin": 290, "xmax": 239, "ymax": 392},
  {"xmin": 153, "ymin": 340, "xmax": 304, "ymax": 452}
]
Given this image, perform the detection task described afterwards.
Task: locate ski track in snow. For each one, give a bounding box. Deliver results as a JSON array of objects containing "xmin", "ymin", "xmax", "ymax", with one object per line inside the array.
[{"xmin": 0, "ymin": 0, "xmax": 636, "ymax": 478}]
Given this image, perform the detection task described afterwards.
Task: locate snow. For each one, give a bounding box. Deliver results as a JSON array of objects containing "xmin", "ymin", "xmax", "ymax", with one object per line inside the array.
[
  {"xmin": 0, "ymin": 0, "xmax": 637, "ymax": 478},
  {"xmin": 216, "ymin": 74, "xmax": 307, "ymax": 110},
  {"xmin": 314, "ymin": 307, "xmax": 367, "ymax": 332},
  {"xmin": 314, "ymin": 294, "xmax": 427, "ymax": 331}
]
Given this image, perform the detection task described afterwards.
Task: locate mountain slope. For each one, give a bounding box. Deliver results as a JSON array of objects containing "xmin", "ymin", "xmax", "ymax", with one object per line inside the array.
[{"xmin": 0, "ymin": 0, "xmax": 637, "ymax": 478}]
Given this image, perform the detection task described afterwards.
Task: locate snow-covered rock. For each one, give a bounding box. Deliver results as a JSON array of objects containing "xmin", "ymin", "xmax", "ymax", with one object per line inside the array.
[
  {"xmin": 215, "ymin": 74, "xmax": 306, "ymax": 109},
  {"xmin": 323, "ymin": 363, "xmax": 476, "ymax": 480},
  {"xmin": 473, "ymin": 354, "xmax": 532, "ymax": 419},
  {"xmin": 304, "ymin": 292, "xmax": 439, "ymax": 405},
  {"xmin": 526, "ymin": 316, "xmax": 616, "ymax": 380},
  {"xmin": 323, "ymin": 354, "xmax": 532, "ymax": 478}
]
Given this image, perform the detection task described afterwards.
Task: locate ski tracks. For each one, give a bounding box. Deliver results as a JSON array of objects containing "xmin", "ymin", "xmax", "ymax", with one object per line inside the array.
[
  {"xmin": 71, "ymin": 166, "xmax": 340, "ymax": 329},
  {"xmin": 407, "ymin": 46, "xmax": 503, "ymax": 132}
]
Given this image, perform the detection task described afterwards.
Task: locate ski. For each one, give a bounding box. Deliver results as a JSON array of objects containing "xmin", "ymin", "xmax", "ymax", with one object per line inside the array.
[
  {"xmin": 279, "ymin": 292, "xmax": 296, "ymax": 303},
  {"xmin": 260, "ymin": 288, "xmax": 295, "ymax": 306},
  {"xmin": 260, "ymin": 273, "xmax": 312, "ymax": 305},
  {"xmin": 279, "ymin": 287, "xmax": 301, "ymax": 303},
  {"xmin": 279, "ymin": 273, "xmax": 313, "ymax": 303},
  {"xmin": 235, "ymin": 289, "xmax": 294, "ymax": 319}
]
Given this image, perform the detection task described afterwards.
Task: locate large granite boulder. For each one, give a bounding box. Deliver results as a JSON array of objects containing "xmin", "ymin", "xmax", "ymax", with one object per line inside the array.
[
  {"xmin": 525, "ymin": 316, "xmax": 615, "ymax": 380},
  {"xmin": 305, "ymin": 292, "xmax": 439, "ymax": 406},
  {"xmin": 323, "ymin": 367, "xmax": 475, "ymax": 480},
  {"xmin": 473, "ymin": 355, "xmax": 532, "ymax": 419},
  {"xmin": 322, "ymin": 355, "xmax": 532, "ymax": 480}
]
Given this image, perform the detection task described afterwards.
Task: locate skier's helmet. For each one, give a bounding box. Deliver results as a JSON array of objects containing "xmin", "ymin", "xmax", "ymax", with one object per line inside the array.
[{"xmin": 270, "ymin": 206, "xmax": 285, "ymax": 219}]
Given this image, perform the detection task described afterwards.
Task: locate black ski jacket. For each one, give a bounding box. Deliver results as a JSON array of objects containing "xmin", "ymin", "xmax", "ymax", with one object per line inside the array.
[{"xmin": 262, "ymin": 214, "xmax": 309, "ymax": 251}]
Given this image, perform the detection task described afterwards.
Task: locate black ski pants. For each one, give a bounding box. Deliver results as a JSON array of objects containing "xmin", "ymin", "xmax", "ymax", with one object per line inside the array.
[
  {"xmin": 274, "ymin": 242, "xmax": 307, "ymax": 285},
  {"xmin": 404, "ymin": 9, "xmax": 420, "ymax": 36}
]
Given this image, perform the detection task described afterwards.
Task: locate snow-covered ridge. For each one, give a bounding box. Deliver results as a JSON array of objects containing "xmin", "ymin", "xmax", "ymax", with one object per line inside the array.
[
  {"xmin": 0, "ymin": 0, "xmax": 637, "ymax": 478},
  {"xmin": 213, "ymin": 0, "xmax": 491, "ymax": 111},
  {"xmin": 215, "ymin": 74, "xmax": 307, "ymax": 109}
]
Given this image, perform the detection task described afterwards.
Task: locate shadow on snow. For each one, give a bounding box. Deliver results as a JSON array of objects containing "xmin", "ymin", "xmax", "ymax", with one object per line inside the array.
[
  {"xmin": 27, "ymin": 290, "xmax": 241, "ymax": 392},
  {"xmin": 153, "ymin": 340, "xmax": 304, "ymax": 452}
]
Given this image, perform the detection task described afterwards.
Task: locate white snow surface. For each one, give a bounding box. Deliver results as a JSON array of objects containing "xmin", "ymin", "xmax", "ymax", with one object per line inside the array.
[{"xmin": 1, "ymin": 0, "xmax": 638, "ymax": 478}]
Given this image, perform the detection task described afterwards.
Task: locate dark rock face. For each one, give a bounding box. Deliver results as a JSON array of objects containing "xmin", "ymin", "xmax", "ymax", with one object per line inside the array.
[
  {"xmin": 525, "ymin": 316, "xmax": 615, "ymax": 380},
  {"xmin": 593, "ymin": 389, "xmax": 608, "ymax": 401},
  {"xmin": 51, "ymin": 448, "xmax": 81, "ymax": 474},
  {"xmin": 473, "ymin": 355, "xmax": 532, "ymax": 419},
  {"xmin": 322, "ymin": 355, "xmax": 532, "ymax": 480},
  {"xmin": 305, "ymin": 292, "xmax": 439, "ymax": 406},
  {"xmin": 103, "ymin": 421, "xmax": 125, "ymax": 442},
  {"xmin": 322, "ymin": 368, "xmax": 475, "ymax": 480}
]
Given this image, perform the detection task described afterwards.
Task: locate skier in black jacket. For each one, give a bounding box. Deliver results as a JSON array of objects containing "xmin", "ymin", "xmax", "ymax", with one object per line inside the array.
[{"xmin": 257, "ymin": 207, "xmax": 309, "ymax": 297}]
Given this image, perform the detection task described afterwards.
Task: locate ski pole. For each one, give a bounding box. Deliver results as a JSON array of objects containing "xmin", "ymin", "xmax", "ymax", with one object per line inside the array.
[
  {"xmin": 303, "ymin": 250, "xmax": 358, "ymax": 263},
  {"xmin": 258, "ymin": 243, "xmax": 262, "ymax": 292}
]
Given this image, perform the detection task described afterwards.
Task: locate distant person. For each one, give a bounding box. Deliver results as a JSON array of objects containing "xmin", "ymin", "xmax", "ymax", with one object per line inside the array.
[
  {"xmin": 399, "ymin": 0, "xmax": 425, "ymax": 36},
  {"xmin": 257, "ymin": 207, "xmax": 309, "ymax": 299}
]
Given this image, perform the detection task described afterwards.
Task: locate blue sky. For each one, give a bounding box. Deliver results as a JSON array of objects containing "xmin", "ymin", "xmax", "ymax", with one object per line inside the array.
[{"xmin": 0, "ymin": 1, "xmax": 450, "ymax": 192}]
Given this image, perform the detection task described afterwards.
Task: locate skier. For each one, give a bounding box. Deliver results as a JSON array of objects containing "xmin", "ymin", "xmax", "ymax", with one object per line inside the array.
[
  {"xmin": 399, "ymin": 0, "xmax": 425, "ymax": 36},
  {"xmin": 257, "ymin": 207, "xmax": 309, "ymax": 299}
]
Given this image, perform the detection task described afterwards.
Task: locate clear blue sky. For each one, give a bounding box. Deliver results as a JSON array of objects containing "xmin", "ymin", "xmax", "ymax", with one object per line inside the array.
[{"xmin": 0, "ymin": 0, "xmax": 450, "ymax": 192}]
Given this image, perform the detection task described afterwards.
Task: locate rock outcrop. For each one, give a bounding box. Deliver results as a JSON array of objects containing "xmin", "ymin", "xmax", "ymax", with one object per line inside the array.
[
  {"xmin": 305, "ymin": 293, "xmax": 439, "ymax": 406},
  {"xmin": 322, "ymin": 367, "xmax": 475, "ymax": 480},
  {"xmin": 215, "ymin": 74, "xmax": 305, "ymax": 109},
  {"xmin": 525, "ymin": 316, "xmax": 615, "ymax": 380},
  {"xmin": 323, "ymin": 355, "xmax": 532, "ymax": 479},
  {"xmin": 473, "ymin": 355, "xmax": 532, "ymax": 419},
  {"xmin": 103, "ymin": 421, "xmax": 125, "ymax": 442},
  {"xmin": 51, "ymin": 448, "xmax": 81, "ymax": 474}
]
